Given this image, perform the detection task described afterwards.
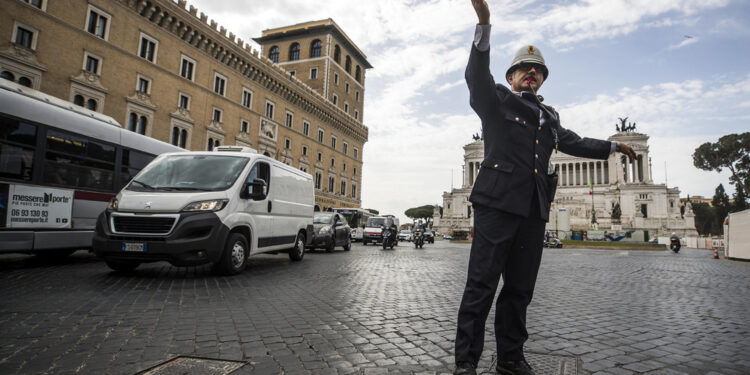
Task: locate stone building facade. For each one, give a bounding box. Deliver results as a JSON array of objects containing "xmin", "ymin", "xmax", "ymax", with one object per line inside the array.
[
  {"xmin": 433, "ymin": 131, "xmax": 698, "ymax": 238},
  {"xmin": 431, "ymin": 141, "xmax": 481, "ymax": 235},
  {"xmin": 1, "ymin": 0, "xmax": 369, "ymax": 211}
]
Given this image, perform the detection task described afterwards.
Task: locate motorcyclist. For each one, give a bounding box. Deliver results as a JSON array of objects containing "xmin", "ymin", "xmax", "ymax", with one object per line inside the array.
[
  {"xmin": 670, "ymin": 232, "xmax": 681, "ymax": 252},
  {"xmin": 382, "ymin": 218, "xmax": 398, "ymax": 246},
  {"xmin": 413, "ymin": 225, "xmax": 425, "ymax": 247}
]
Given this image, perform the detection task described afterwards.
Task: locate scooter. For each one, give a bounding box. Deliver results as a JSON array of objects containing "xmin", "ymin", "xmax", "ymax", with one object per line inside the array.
[
  {"xmin": 413, "ymin": 231, "xmax": 425, "ymax": 249},
  {"xmin": 382, "ymin": 226, "xmax": 397, "ymax": 250},
  {"xmin": 670, "ymin": 237, "xmax": 681, "ymax": 253}
]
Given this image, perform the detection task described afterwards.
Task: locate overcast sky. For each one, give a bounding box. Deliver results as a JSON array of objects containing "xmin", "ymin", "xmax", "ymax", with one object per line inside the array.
[{"xmin": 187, "ymin": 0, "xmax": 749, "ymax": 224}]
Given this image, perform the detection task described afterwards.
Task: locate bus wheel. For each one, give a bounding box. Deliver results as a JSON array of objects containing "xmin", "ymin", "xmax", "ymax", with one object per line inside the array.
[
  {"xmin": 105, "ymin": 259, "xmax": 140, "ymax": 272},
  {"xmin": 214, "ymin": 233, "xmax": 248, "ymax": 275},
  {"xmin": 289, "ymin": 232, "xmax": 305, "ymax": 261}
]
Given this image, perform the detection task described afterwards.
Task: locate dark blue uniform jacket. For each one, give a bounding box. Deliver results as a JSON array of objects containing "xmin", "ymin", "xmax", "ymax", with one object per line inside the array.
[{"xmin": 466, "ymin": 44, "xmax": 611, "ymax": 221}]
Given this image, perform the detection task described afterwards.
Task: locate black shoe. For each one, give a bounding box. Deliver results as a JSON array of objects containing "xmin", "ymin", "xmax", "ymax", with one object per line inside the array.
[
  {"xmin": 496, "ymin": 359, "xmax": 535, "ymax": 375},
  {"xmin": 454, "ymin": 362, "xmax": 477, "ymax": 375}
]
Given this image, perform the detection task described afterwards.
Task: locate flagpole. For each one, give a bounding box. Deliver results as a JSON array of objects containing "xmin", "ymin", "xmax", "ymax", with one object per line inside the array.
[{"xmin": 590, "ymin": 177, "xmax": 596, "ymax": 226}]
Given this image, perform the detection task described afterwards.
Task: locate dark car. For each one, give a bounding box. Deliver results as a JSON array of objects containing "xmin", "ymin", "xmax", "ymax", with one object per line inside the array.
[
  {"xmin": 423, "ymin": 230, "xmax": 434, "ymax": 244},
  {"xmin": 309, "ymin": 213, "xmax": 352, "ymax": 252}
]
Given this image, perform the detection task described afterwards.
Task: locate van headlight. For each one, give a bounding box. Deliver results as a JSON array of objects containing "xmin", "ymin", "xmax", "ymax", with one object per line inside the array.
[
  {"xmin": 319, "ymin": 225, "xmax": 332, "ymax": 234},
  {"xmin": 108, "ymin": 198, "xmax": 118, "ymax": 211},
  {"xmin": 182, "ymin": 199, "xmax": 229, "ymax": 212}
]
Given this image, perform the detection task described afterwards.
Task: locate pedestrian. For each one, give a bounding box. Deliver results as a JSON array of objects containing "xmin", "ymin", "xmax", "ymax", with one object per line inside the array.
[{"xmin": 453, "ymin": 1, "xmax": 638, "ymax": 375}]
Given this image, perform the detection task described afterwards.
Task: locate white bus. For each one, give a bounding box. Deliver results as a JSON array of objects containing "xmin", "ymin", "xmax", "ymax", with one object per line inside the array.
[
  {"xmin": 332, "ymin": 207, "xmax": 374, "ymax": 241},
  {"xmin": 0, "ymin": 80, "xmax": 181, "ymax": 256}
]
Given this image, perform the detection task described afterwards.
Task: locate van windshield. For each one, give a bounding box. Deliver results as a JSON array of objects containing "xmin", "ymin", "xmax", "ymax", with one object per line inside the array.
[
  {"xmin": 366, "ymin": 217, "xmax": 386, "ymax": 227},
  {"xmin": 127, "ymin": 155, "xmax": 249, "ymax": 192}
]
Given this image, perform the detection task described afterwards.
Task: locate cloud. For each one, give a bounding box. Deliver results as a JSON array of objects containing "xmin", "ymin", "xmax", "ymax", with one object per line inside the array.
[
  {"xmin": 436, "ymin": 79, "xmax": 466, "ymax": 92},
  {"xmin": 556, "ymin": 74, "xmax": 750, "ymax": 198},
  {"xmin": 494, "ymin": 0, "xmax": 728, "ymax": 52},
  {"xmin": 668, "ymin": 37, "xmax": 698, "ymax": 50}
]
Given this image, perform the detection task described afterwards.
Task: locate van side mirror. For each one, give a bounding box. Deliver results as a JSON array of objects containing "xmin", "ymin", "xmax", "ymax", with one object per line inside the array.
[{"xmin": 242, "ymin": 178, "xmax": 267, "ymax": 200}]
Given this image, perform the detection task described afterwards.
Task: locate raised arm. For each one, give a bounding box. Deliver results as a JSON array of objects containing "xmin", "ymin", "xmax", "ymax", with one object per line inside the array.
[{"xmin": 466, "ymin": 0, "xmax": 504, "ymax": 121}]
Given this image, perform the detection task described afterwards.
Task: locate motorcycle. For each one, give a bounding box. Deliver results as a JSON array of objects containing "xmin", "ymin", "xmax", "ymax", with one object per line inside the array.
[
  {"xmin": 382, "ymin": 225, "xmax": 397, "ymax": 250},
  {"xmin": 413, "ymin": 230, "xmax": 425, "ymax": 249},
  {"xmin": 670, "ymin": 236, "xmax": 681, "ymax": 253}
]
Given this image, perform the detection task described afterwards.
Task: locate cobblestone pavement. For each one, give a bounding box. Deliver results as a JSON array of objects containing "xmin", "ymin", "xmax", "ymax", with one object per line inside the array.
[{"xmin": 0, "ymin": 241, "xmax": 748, "ymax": 375}]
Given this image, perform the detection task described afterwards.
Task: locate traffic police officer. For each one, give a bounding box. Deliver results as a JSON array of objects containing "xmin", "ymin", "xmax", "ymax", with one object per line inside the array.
[{"xmin": 454, "ymin": 1, "xmax": 637, "ymax": 374}]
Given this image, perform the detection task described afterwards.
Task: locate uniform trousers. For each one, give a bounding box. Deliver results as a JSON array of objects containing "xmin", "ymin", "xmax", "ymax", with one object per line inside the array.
[{"xmin": 454, "ymin": 194, "xmax": 546, "ymax": 365}]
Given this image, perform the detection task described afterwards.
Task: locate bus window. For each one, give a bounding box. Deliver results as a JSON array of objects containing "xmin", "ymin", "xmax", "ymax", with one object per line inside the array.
[
  {"xmin": 120, "ymin": 149, "xmax": 155, "ymax": 189},
  {"xmin": 0, "ymin": 116, "xmax": 36, "ymax": 181},
  {"xmin": 43, "ymin": 129, "xmax": 116, "ymax": 191}
]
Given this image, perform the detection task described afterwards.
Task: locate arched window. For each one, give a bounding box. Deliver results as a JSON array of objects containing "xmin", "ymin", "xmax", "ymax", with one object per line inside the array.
[
  {"xmin": 18, "ymin": 76, "xmax": 32, "ymax": 87},
  {"xmin": 86, "ymin": 98, "xmax": 97, "ymax": 111},
  {"xmin": 1, "ymin": 71, "xmax": 14, "ymax": 81},
  {"xmin": 333, "ymin": 45, "xmax": 340, "ymax": 64},
  {"xmin": 345, "ymin": 56, "xmax": 351, "ymax": 73},
  {"xmin": 179, "ymin": 129, "xmax": 187, "ymax": 148},
  {"xmin": 207, "ymin": 137, "xmax": 214, "ymax": 151},
  {"xmin": 269, "ymin": 46, "xmax": 279, "ymax": 63},
  {"xmin": 289, "ymin": 43, "xmax": 300, "ymax": 61},
  {"xmin": 171, "ymin": 127, "xmax": 179, "ymax": 146},
  {"xmin": 355, "ymin": 66, "xmax": 361, "ymax": 82},
  {"xmin": 214, "ymin": 139, "xmax": 220, "ymax": 148},
  {"xmin": 310, "ymin": 39, "xmax": 322, "ymax": 58},
  {"xmin": 74, "ymin": 95, "xmax": 84, "ymax": 107},
  {"xmin": 137, "ymin": 115, "xmax": 147, "ymax": 135}
]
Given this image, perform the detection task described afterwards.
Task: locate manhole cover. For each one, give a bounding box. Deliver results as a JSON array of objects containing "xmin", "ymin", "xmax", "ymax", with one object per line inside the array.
[
  {"xmin": 136, "ymin": 356, "xmax": 247, "ymax": 375},
  {"xmin": 486, "ymin": 352, "xmax": 580, "ymax": 375}
]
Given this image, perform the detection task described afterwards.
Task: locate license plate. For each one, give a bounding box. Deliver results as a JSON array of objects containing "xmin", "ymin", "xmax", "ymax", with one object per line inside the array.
[{"xmin": 121, "ymin": 242, "xmax": 146, "ymax": 252}]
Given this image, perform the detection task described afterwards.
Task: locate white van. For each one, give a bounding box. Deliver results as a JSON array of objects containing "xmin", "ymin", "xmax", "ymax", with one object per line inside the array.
[
  {"xmin": 92, "ymin": 146, "xmax": 314, "ymax": 275},
  {"xmin": 362, "ymin": 215, "xmax": 399, "ymax": 245}
]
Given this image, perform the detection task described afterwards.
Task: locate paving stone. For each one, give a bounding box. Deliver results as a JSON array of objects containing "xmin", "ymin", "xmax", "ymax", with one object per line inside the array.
[{"xmin": 0, "ymin": 246, "xmax": 748, "ymax": 374}]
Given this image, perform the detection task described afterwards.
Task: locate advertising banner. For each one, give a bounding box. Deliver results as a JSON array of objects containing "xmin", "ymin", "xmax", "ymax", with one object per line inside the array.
[{"xmin": 1, "ymin": 183, "xmax": 74, "ymax": 228}]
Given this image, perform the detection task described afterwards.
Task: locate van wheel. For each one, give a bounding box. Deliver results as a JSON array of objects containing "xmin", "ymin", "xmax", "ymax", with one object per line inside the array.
[
  {"xmin": 214, "ymin": 233, "xmax": 248, "ymax": 275},
  {"xmin": 289, "ymin": 232, "xmax": 305, "ymax": 261},
  {"xmin": 105, "ymin": 259, "xmax": 140, "ymax": 272},
  {"xmin": 343, "ymin": 237, "xmax": 351, "ymax": 251}
]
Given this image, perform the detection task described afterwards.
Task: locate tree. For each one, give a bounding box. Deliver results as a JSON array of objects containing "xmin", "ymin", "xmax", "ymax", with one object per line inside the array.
[
  {"xmin": 693, "ymin": 133, "xmax": 750, "ymax": 208},
  {"xmin": 404, "ymin": 205, "xmax": 437, "ymax": 226},
  {"xmin": 365, "ymin": 208, "xmax": 379, "ymax": 215},
  {"xmin": 733, "ymin": 184, "xmax": 749, "ymax": 212},
  {"xmin": 712, "ymin": 184, "xmax": 730, "ymax": 229},
  {"xmin": 691, "ymin": 202, "xmax": 719, "ymax": 236}
]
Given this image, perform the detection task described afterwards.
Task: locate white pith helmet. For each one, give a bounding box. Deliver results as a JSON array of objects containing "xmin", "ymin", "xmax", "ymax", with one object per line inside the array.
[{"xmin": 506, "ymin": 45, "xmax": 549, "ymax": 80}]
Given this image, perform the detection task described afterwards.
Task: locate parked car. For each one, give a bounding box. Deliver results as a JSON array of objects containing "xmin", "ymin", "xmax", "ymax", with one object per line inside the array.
[
  {"xmin": 443, "ymin": 234, "xmax": 452, "ymax": 240},
  {"xmin": 309, "ymin": 212, "xmax": 351, "ymax": 252},
  {"xmin": 93, "ymin": 146, "xmax": 314, "ymax": 275},
  {"xmin": 398, "ymin": 229, "xmax": 413, "ymax": 242}
]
